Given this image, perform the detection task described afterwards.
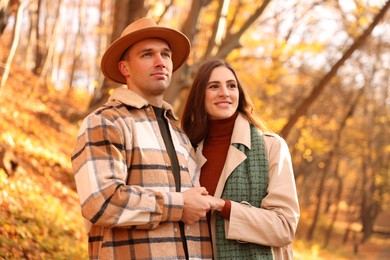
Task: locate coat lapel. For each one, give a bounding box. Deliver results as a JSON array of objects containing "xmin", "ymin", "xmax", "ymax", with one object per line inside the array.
[{"xmin": 196, "ymin": 113, "xmax": 252, "ymax": 198}]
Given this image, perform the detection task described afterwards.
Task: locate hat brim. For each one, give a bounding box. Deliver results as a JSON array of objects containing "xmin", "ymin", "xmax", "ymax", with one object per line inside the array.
[{"xmin": 101, "ymin": 27, "xmax": 191, "ymax": 84}]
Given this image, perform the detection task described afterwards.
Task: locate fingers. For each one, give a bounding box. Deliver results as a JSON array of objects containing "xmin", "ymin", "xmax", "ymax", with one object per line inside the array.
[
  {"xmin": 184, "ymin": 186, "xmax": 209, "ymax": 196},
  {"xmin": 181, "ymin": 187, "xmax": 211, "ymax": 224},
  {"xmin": 193, "ymin": 186, "xmax": 208, "ymax": 195},
  {"xmin": 205, "ymin": 195, "xmax": 225, "ymax": 211},
  {"xmin": 200, "ymin": 187, "xmax": 209, "ymax": 195}
]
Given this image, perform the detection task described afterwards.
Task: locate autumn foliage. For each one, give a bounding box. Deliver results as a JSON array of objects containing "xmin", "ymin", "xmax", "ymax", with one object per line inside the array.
[
  {"xmin": 1, "ymin": 0, "xmax": 390, "ymax": 259},
  {"xmin": 0, "ymin": 68, "xmax": 87, "ymax": 259}
]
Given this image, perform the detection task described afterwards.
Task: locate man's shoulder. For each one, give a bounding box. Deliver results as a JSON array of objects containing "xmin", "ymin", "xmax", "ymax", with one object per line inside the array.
[
  {"xmin": 80, "ymin": 101, "xmax": 141, "ymax": 130},
  {"xmin": 86, "ymin": 100, "xmax": 125, "ymax": 119}
]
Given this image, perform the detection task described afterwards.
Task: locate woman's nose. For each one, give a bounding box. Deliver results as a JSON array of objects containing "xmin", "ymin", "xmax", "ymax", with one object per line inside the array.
[{"xmin": 219, "ymin": 86, "xmax": 230, "ymax": 97}]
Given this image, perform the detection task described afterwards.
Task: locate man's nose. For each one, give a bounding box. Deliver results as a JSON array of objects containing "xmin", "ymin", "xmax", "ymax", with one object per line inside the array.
[{"xmin": 155, "ymin": 54, "xmax": 166, "ymax": 68}]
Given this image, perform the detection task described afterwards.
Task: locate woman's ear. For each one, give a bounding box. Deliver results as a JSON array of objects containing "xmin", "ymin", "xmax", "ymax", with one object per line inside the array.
[{"xmin": 118, "ymin": 61, "xmax": 130, "ymax": 77}]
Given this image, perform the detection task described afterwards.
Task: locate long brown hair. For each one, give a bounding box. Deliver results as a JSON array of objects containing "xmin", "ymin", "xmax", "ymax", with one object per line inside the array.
[{"xmin": 181, "ymin": 59, "xmax": 269, "ymax": 145}]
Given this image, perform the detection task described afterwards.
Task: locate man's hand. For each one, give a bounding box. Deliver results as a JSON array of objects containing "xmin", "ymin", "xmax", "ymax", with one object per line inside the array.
[{"xmin": 181, "ymin": 187, "xmax": 210, "ymax": 224}]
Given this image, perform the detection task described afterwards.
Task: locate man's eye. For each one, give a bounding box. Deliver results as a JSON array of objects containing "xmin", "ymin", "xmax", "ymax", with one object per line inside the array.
[{"xmin": 162, "ymin": 52, "xmax": 171, "ymax": 58}]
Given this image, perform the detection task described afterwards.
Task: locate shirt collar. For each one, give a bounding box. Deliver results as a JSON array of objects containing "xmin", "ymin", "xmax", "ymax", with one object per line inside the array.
[{"xmin": 108, "ymin": 87, "xmax": 178, "ymax": 120}]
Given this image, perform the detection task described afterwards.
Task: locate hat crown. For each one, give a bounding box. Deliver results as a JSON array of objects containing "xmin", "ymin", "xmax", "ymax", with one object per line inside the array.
[
  {"xmin": 101, "ymin": 17, "xmax": 190, "ymax": 84},
  {"xmin": 121, "ymin": 18, "xmax": 158, "ymax": 37}
]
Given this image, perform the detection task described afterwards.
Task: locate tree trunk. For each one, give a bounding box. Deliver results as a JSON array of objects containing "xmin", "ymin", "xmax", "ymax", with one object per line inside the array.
[
  {"xmin": 0, "ymin": 0, "xmax": 11, "ymax": 35},
  {"xmin": 323, "ymin": 159, "xmax": 343, "ymax": 248},
  {"xmin": 281, "ymin": 0, "xmax": 390, "ymax": 139},
  {"xmin": 359, "ymin": 90, "xmax": 383, "ymax": 243},
  {"xmin": 68, "ymin": 0, "xmax": 85, "ymax": 93},
  {"xmin": 0, "ymin": 0, "xmax": 25, "ymax": 90},
  {"xmin": 360, "ymin": 147, "xmax": 381, "ymax": 243},
  {"xmin": 37, "ymin": 0, "xmax": 62, "ymax": 90},
  {"xmin": 216, "ymin": 0, "xmax": 271, "ymax": 59},
  {"xmin": 306, "ymin": 89, "xmax": 363, "ymax": 240},
  {"xmin": 87, "ymin": 0, "xmax": 146, "ymax": 112},
  {"xmin": 33, "ymin": 0, "xmax": 43, "ymax": 74},
  {"xmin": 165, "ymin": 0, "xmax": 271, "ymax": 113},
  {"xmin": 342, "ymin": 177, "xmax": 359, "ymax": 244},
  {"xmin": 163, "ymin": 0, "xmax": 211, "ymax": 106}
]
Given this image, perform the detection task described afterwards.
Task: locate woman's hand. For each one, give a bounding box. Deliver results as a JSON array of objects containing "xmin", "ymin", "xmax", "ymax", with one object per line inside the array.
[{"xmin": 206, "ymin": 195, "xmax": 225, "ymax": 211}]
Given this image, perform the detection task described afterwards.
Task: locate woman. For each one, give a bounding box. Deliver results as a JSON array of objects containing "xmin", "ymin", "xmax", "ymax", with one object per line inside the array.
[{"xmin": 181, "ymin": 59, "xmax": 300, "ymax": 259}]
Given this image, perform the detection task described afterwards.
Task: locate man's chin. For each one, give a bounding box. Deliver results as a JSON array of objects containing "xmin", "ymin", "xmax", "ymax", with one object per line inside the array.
[{"xmin": 152, "ymin": 85, "xmax": 169, "ymax": 96}]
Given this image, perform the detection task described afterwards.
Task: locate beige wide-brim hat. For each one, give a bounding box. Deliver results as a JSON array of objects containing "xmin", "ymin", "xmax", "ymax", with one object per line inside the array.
[{"xmin": 100, "ymin": 17, "xmax": 191, "ymax": 84}]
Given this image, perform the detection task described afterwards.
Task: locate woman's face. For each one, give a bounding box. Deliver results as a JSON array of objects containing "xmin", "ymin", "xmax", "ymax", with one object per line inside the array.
[{"xmin": 204, "ymin": 66, "xmax": 239, "ymax": 120}]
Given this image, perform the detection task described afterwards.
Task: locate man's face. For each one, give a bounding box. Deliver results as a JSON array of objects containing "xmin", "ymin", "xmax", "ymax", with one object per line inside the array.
[{"xmin": 119, "ymin": 38, "xmax": 173, "ymax": 102}]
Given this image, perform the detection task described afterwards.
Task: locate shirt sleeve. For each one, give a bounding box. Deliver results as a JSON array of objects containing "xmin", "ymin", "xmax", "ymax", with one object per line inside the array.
[
  {"xmin": 71, "ymin": 113, "xmax": 184, "ymax": 230},
  {"xmin": 224, "ymin": 134, "xmax": 300, "ymax": 247}
]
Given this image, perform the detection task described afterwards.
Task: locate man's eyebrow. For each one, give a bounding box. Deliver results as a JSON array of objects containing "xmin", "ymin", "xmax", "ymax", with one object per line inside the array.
[
  {"xmin": 140, "ymin": 47, "xmax": 172, "ymax": 53},
  {"xmin": 140, "ymin": 48, "xmax": 152, "ymax": 53}
]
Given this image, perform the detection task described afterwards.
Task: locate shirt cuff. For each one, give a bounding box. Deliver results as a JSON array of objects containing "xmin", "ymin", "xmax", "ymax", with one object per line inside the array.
[{"xmin": 219, "ymin": 199, "xmax": 231, "ymax": 220}]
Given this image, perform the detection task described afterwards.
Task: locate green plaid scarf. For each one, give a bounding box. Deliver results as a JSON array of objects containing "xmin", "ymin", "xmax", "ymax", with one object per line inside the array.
[{"xmin": 215, "ymin": 124, "xmax": 273, "ymax": 259}]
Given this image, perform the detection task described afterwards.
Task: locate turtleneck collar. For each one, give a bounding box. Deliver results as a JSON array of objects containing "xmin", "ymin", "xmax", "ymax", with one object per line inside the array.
[
  {"xmin": 207, "ymin": 111, "xmax": 238, "ymax": 138},
  {"xmin": 152, "ymin": 106, "xmax": 164, "ymax": 118}
]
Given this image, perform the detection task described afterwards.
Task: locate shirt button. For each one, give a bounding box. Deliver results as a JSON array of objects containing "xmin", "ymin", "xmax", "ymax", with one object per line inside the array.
[
  {"xmin": 174, "ymin": 228, "xmax": 178, "ymax": 232},
  {"xmin": 186, "ymin": 226, "xmax": 190, "ymax": 230}
]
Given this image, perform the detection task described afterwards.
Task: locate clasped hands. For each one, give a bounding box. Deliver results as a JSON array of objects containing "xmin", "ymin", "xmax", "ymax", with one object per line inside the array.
[{"xmin": 180, "ymin": 186, "xmax": 225, "ymax": 225}]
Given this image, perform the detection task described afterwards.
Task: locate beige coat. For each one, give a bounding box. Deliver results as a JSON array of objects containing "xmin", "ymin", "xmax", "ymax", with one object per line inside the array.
[{"xmin": 196, "ymin": 113, "xmax": 300, "ymax": 259}]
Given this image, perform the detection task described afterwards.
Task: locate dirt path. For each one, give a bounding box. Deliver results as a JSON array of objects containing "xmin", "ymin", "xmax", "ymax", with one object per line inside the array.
[{"xmin": 350, "ymin": 241, "xmax": 390, "ymax": 260}]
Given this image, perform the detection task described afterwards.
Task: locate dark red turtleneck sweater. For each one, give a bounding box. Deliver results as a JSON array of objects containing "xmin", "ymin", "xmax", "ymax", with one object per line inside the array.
[{"xmin": 200, "ymin": 112, "xmax": 238, "ymax": 220}]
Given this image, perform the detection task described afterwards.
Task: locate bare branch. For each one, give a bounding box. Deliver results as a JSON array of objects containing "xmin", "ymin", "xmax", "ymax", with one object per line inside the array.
[
  {"xmin": 280, "ymin": 0, "xmax": 390, "ymax": 138},
  {"xmin": 216, "ymin": 0, "xmax": 272, "ymax": 58}
]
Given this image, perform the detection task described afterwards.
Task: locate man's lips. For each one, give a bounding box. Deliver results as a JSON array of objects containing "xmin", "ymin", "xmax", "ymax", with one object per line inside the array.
[{"xmin": 150, "ymin": 72, "xmax": 168, "ymax": 77}]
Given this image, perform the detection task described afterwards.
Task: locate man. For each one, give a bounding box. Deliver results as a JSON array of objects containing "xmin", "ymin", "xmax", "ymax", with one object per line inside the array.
[{"xmin": 71, "ymin": 18, "xmax": 212, "ymax": 259}]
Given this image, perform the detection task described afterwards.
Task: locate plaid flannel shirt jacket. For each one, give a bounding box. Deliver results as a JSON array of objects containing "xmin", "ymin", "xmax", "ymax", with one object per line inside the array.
[{"xmin": 71, "ymin": 87, "xmax": 212, "ymax": 259}]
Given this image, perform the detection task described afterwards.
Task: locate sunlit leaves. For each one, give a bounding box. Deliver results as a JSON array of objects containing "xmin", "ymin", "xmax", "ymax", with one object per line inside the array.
[
  {"xmin": 0, "ymin": 70, "xmax": 85, "ymax": 258},
  {"xmin": 0, "ymin": 0, "xmax": 389, "ymax": 258},
  {"xmin": 0, "ymin": 171, "xmax": 87, "ymax": 259}
]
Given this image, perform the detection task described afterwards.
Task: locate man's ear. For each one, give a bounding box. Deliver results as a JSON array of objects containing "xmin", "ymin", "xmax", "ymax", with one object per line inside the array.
[{"xmin": 118, "ymin": 61, "xmax": 130, "ymax": 77}]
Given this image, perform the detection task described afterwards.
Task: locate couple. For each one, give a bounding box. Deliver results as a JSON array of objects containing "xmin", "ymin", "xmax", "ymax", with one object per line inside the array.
[{"xmin": 71, "ymin": 18, "xmax": 300, "ymax": 260}]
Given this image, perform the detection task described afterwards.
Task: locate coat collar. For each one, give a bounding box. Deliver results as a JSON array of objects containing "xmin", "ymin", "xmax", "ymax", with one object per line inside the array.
[
  {"xmin": 231, "ymin": 113, "xmax": 251, "ymax": 149},
  {"xmin": 196, "ymin": 112, "xmax": 251, "ymax": 168},
  {"xmin": 108, "ymin": 87, "xmax": 178, "ymax": 120}
]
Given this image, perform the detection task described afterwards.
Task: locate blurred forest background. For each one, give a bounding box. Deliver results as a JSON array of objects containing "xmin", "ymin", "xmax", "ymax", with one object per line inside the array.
[{"xmin": 0, "ymin": 0, "xmax": 389, "ymax": 259}]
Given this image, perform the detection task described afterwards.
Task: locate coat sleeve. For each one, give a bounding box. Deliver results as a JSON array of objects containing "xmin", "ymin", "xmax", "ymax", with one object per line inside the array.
[
  {"xmin": 224, "ymin": 134, "xmax": 300, "ymax": 247},
  {"xmin": 71, "ymin": 113, "xmax": 184, "ymax": 230}
]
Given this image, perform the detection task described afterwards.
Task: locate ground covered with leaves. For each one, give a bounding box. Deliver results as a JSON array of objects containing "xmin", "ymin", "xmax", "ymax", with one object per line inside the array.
[{"xmin": 0, "ymin": 68, "xmax": 88, "ymax": 259}]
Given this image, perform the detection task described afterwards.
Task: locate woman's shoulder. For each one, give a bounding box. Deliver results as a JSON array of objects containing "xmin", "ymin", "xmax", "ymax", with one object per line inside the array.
[
  {"xmin": 263, "ymin": 132, "xmax": 283, "ymax": 140},
  {"xmin": 262, "ymin": 132, "xmax": 289, "ymax": 152}
]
